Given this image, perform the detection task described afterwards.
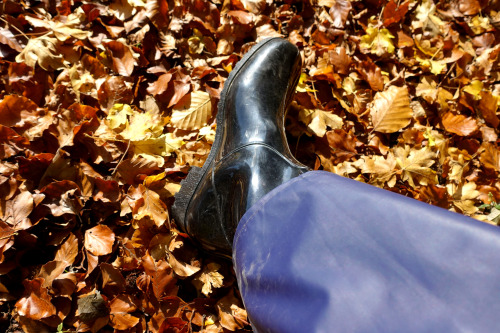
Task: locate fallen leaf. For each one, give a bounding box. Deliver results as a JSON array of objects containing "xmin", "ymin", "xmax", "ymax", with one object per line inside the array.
[
  {"xmin": 171, "ymin": 91, "xmax": 212, "ymax": 130},
  {"xmin": 193, "ymin": 262, "xmax": 224, "ymax": 297},
  {"xmin": 216, "ymin": 289, "xmax": 248, "ymax": 331},
  {"xmin": 356, "ymin": 61, "xmax": 384, "ymax": 91},
  {"xmin": 84, "ymin": 225, "xmax": 115, "ymax": 256},
  {"xmin": 360, "ymin": 25, "xmax": 395, "ymax": 56},
  {"xmin": 441, "ymin": 112, "xmax": 478, "ymax": 136},
  {"xmin": 142, "ymin": 253, "xmax": 177, "ymax": 300},
  {"xmin": 15, "ymin": 278, "xmax": 56, "ymax": 320},
  {"xmin": 480, "ymin": 143, "xmax": 500, "ymax": 172},
  {"xmin": 101, "ymin": 263, "xmax": 126, "ymax": 295},
  {"xmin": 354, "ymin": 153, "xmax": 397, "ymax": 187},
  {"xmin": 158, "ymin": 317, "xmax": 188, "ymax": 333},
  {"xmin": 370, "ymin": 85, "xmax": 413, "ymax": 133},
  {"xmin": 109, "ymin": 294, "xmax": 139, "ymax": 330},
  {"xmin": 299, "ymin": 108, "xmax": 343, "ymax": 137},
  {"xmin": 77, "ymin": 291, "xmax": 109, "ymax": 323},
  {"xmin": 0, "ymin": 27, "xmax": 24, "ymax": 52},
  {"xmin": 15, "ymin": 36, "xmax": 65, "ymax": 71},
  {"xmin": 395, "ymin": 146, "xmax": 437, "ymax": 187},
  {"xmin": 103, "ymin": 41, "xmax": 137, "ymax": 76}
]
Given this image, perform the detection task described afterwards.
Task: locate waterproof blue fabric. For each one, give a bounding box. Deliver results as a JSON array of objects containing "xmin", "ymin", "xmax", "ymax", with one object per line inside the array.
[{"xmin": 233, "ymin": 171, "xmax": 500, "ymax": 333}]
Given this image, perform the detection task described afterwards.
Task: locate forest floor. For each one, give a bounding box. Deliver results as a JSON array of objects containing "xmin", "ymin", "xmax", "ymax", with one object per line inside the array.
[{"xmin": 0, "ymin": 0, "xmax": 499, "ymax": 332}]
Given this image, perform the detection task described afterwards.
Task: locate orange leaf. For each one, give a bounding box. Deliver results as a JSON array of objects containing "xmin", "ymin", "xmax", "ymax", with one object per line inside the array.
[
  {"xmin": 104, "ymin": 41, "xmax": 136, "ymax": 76},
  {"xmin": 478, "ymin": 91, "xmax": 499, "ymax": 128},
  {"xmin": 101, "ymin": 263, "xmax": 126, "ymax": 295},
  {"xmin": 15, "ymin": 278, "xmax": 56, "ymax": 320},
  {"xmin": 109, "ymin": 294, "xmax": 140, "ymax": 330},
  {"xmin": 84, "ymin": 225, "xmax": 115, "ymax": 256},
  {"xmin": 158, "ymin": 317, "xmax": 188, "ymax": 333},
  {"xmin": 142, "ymin": 253, "xmax": 177, "ymax": 300},
  {"xmin": 216, "ymin": 289, "xmax": 248, "ymax": 331},
  {"xmin": 0, "ymin": 95, "xmax": 38, "ymax": 128},
  {"xmin": 357, "ymin": 61, "xmax": 384, "ymax": 91},
  {"xmin": 39, "ymin": 233, "xmax": 78, "ymax": 288},
  {"xmin": 480, "ymin": 142, "xmax": 500, "ymax": 172},
  {"xmin": 441, "ymin": 112, "xmax": 478, "ymax": 136}
]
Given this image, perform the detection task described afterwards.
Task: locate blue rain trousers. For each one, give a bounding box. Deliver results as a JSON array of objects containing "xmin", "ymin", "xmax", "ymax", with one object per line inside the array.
[{"xmin": 233, "ymin": 171, "xmax": 500, "ymax": 333}]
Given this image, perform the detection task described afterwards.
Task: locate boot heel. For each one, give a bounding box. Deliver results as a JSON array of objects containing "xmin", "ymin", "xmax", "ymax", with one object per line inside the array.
[{"xmin": 172, "ymin": 166, "xmax": 203, "ymax": 232}]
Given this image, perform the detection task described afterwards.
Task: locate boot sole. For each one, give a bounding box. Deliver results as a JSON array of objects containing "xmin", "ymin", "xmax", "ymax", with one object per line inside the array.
[{"xmin": 172, "ymin": 37, "xmax": 283, "ymax": 233}]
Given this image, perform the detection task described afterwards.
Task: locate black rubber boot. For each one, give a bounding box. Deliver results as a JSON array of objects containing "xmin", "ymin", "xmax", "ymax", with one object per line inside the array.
[{"xmin": 172, "ymin": 38, "xmax": 309, "ymax": 257}]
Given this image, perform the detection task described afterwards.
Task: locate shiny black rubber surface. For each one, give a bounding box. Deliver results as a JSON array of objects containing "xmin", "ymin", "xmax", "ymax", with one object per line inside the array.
[{"xmin": 172, "ymin": 38, "xmax": 308, "ymax": 257}]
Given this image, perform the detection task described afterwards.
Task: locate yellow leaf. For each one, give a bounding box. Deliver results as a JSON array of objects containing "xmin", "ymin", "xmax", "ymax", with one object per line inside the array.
[
  {"xmin": 447, "ymin": 182, "xmax": 480, "ymax": 216},
  {"xmin": 133, "ymin": 133, "xmax": 183, "ymax": 157},
  {"xmin": 463, "ymin": 80, "xmax": 483, "ymax": 100},
  {"xmin": 354, "ymin": 154, "xmax": 397, "ymax": 187},
  {"xmin": 429, "ymin": 60, "xmax": 446, "ymax": 75},
  {"xmin": 469, "ymin": 15, "xmax": 492, "ymax": 35},
  {"xmin": 370, "ymin": 85, "xmax": 413, "ymax": 133},
  {"xmin": 171, "ymin": 91, "xmax": 212, "ymax": 130},
  {"xmin": 360, "ymin": 25, "xmax": 395, "ymax": 56},
  {"xmin": 121, "ymin": 110, "xmax": 164, "ymax": 141},
  {"xmin": 193, "ymin": 263, "xmax": 224, "ymax": 296},
  {"xmin": 395, "ymin": 146, "xmax": 437, "ymax": 188},
  {"xmin": 299, "ymin": 108, "xmax": 343, "ymax": 137},
  {"xmin": 296, "ymin": 73, "xmax": 317, "ymax": 93},
  {"xmin": 107, "ymin": 104, "xmax": 134, "ymax": 129}
]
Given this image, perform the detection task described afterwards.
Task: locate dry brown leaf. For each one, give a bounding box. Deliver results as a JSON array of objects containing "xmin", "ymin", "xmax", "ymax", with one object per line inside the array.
[
  {"xmin": 441, "ymin": 112, "xmax": 478, "ymax": 136},
  {"xmin": 39, "ymin": 233, "xmax": 78, "ymax": 287},
  {"xmin": 328, "ymin": 0, "xmax": 352, "ymax": 28},
  {"xmin": 84, "ymin": 225, "xmax": 115, "ymax": 256},
  {"xmin": 448, "ymin": 182, "xmax": 480, "ymax": 215},
  {"xmin": 0, "ymin": 27, "xmax": 24, "ymax": 52},
  {"xmin": 216, "ymin": 289, "xmax": 248, "ymax": 331},
  {"xmin": 0, "ymin": 95, "xmax": 39, "ymax": 128},
  {"xmin": 171, "ymin": 91, "xmax": 212, "ymax": 130},
  {"xmin": 101, "ymin": 263, "xmax": 126, "ymax": 295},
  {"xmin": 168, "ymin": 253, "xmax": 201, "ymax": 278},
  {"xmin": 128, "ymin": 184, "xmax": 169, "ymax": 228},
  {"xmin": 193, "ymin": 262, "xmax": 224, "ymax": 296},
  {"xmin": 395, "ymin": 146, "xmax": 437, "ymax": 188},
  {"xmin": 103, "ymin": 41, "xmax": 137, "ymax": 76},
  {"xmin": 357, "ymin": 61, "xmax": 384, "ymax": 91},
  {"xmin": 142, "ymin": 253, "xmax": 177, "ymax": 300},
  {"xmin": 3, "ymin": 190, "xmax": 33, "ymax": 228},
  {"xmin": 370, "ymin": 85, "xmax": 413, "ymax": 133},
  {"xmin": 480, "ymin": 142, "xmax": 500, "ymax": 172},
  {"xmin": 354, "ymin": 153, "xmax": 397, "ymax": 187},
  {"xmin": 478, "ymin": 91, "xmax": 500, "ymax": 128},
  {"xmin": 298, "ymin": 108, "xmax": 343, "ymax": 137},
  {"xmin": 146, "ymin": 0, "xmax": 169, "ymax": 30},
  {"xmin": 329, "ymin": 47, "xmax": 351, "ymax": 75},
  {"xmin": 109, "ymin": 294, "xmax": 139, "ymax": 330},
  {"xmin": 15, "ymin": 36, "xmax": 65, "ymax": 71},
  {"xmin": 15, "ymin": 278, "xmax": 57, "ymax": 320}
]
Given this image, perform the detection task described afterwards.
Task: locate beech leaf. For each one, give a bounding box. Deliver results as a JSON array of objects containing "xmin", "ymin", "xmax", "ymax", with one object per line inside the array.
[
  {"xmin": 15, "ymin": 278, "xmax": 56, "ymax": 320},
  {"xmin": 441, "ymin": 112, "xmax": 478, "ymax": 136},
  {"xmin": 370, "ymin": 85, "xmax": 413, "ymax": 133},
  {"xmin": 84, "ymin": 225, "xmax": 115, "ymax": 256},
  {"xmin": 171, "ymin": 91, "xmax": 212, "ymax": 131}
]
